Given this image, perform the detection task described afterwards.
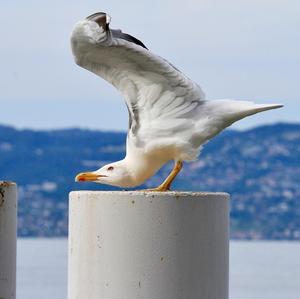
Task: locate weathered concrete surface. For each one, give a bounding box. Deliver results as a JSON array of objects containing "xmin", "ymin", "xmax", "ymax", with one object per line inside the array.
[
  {"xmin": 68, "ymin": 191, "xmax": 229, "ymax": 299},
  {"xmin": 0, "ymin": 182, "xmax": 17, "ymax": 299}
]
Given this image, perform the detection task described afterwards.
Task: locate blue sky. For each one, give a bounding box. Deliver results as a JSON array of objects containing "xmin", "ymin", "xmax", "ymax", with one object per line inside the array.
[{"xmin": 0, "ymin": 0, "xmax": 299, "ymax": 131}]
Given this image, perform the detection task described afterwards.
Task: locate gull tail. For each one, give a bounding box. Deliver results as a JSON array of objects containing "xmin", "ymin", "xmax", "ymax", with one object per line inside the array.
[
  {"xmin": 208, "ymin": 100, "xmax": 283, "ymax": 123},
  {"xmin": 194, "ymin": 100, "xmax": 283, "ymax": 146},
  {"xmin": 231, "ymin": 101, "xmax": 283, "ymax": 122},
  {"xmin": 240, "ymin": 102, "xmax": 283, "ymax": 114}
]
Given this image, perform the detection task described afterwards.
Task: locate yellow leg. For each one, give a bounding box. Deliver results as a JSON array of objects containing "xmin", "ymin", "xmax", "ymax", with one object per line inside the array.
[{"xmin": 144, "ymin": 161, "xmax": 183, "ymax": 192}]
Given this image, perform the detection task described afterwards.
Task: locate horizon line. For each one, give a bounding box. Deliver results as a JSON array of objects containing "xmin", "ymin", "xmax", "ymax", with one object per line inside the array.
[{"xmin": 1, "ymin": 121, "xmax": 299, "ymax": 134}]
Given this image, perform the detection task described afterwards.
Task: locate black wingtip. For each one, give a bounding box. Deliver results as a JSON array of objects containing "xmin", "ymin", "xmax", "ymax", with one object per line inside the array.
[
  {"xmin": 86, "ymin": 12, "xmax": 148, "ymax": 50},
  {"xmin": 86, "ymin": 12, "xmax": 111, "ymax": 29},
  {"xmin": 111, "ymin": 29, "xmax": 148, "ymax": 50}
]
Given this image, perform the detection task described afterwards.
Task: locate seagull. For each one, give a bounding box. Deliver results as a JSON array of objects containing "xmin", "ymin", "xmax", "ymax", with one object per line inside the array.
[{"xmin": 72, "ymin": 12, "xmax": 283, "ymax": 191}]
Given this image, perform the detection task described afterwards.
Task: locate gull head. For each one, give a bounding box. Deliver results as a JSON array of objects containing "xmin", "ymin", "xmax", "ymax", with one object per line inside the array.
[{"xmin": 75, "ymin": 160, "xmax": 134, "ymax": 188}]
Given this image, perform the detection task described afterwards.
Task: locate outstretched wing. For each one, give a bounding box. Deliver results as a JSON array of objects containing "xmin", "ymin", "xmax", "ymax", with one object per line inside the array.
[{"xmin": 71, "ymin": 12, "xmax": 205, "ymax": 150}]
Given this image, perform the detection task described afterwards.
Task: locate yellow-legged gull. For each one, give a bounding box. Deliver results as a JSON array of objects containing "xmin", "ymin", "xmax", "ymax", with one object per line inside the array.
[{"xmin": 71, "ymin": 12, "xmax": 282, "ymax": 191}]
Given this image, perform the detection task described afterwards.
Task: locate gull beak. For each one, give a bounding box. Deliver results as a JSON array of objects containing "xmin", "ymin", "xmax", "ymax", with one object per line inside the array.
[{"xmin": 75, "ymin": 172, "xmax": 106, "ymax": 182}]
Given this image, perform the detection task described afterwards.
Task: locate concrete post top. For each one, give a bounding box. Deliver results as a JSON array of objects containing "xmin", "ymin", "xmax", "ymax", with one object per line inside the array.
[
  {"xmin": 0, "ymin": 181, "xmax": 16, "ymax": 187},
  {"xmin": 68, "ymin": 190, "xmax": 229, "ymax": 299},
  {"xmin": 70, "ymin": 190, "xmax": 229, "ymax": 200}
]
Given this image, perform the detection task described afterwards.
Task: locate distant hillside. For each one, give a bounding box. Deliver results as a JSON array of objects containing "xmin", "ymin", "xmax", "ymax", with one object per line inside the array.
[{"xmin": 0, "ymin": 123, "xmax": 299, "ymax": 239}]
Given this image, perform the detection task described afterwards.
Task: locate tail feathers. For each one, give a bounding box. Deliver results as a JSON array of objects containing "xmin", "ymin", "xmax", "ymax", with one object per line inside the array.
[
  {"xmin": 250, "ymin": 103, "xmax": 283, "ymax": 113},
  {"xmin": 194, "ymin": 100, "xmax": 283, "ymax": 145},
  {"xmin": 231, "ymin": 101, "xmax": 283, "ymax": 119},
  {"xmin": 207, "ymin": 100, "xmax": 283, "ymax": 126},
  {"xmin": 209, "ymin": 100, "xmax": 283, "ymax": 122}
]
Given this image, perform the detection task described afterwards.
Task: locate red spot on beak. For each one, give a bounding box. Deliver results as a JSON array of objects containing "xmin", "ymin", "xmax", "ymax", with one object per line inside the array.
[{"xmin": 75, "ymin": 172, "xmax": 105, "ymax": 182}]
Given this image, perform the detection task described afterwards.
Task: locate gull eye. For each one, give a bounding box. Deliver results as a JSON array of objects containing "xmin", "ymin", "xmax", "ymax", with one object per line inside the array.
[{"xmin": 107, "ymin": 166, "xmax": 114, "ymax": 171}]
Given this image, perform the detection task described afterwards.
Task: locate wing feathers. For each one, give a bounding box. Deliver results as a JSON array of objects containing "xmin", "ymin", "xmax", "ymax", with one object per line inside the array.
[
  {"xmin": 111, "ymin": 29, "xmax": 148, "ymax": 49},
  {"xmin": 71, "ymin": 17, "xmax": 205, "ymax": 150}
]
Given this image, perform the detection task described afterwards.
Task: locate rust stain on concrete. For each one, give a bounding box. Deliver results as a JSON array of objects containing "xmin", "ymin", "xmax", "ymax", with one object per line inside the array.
[
  {"xmin": 0, "ymin": 188, "xmax": 4, "ymax": 198},
  {"xmin": 0, "ymin": 181, "xmax": 16, "ymax": 207},
  {"xmin": 0, "ymin": 181, "xmax": 16, "ymax": 187},
  {"xmin": 0, "ymin": 188, "xmax": 4, "ymax": 207}
]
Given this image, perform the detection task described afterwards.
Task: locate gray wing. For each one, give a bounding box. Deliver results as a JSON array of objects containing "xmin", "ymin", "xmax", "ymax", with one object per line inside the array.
[{"xmin": 71, "ymin": 13, "xmax": 205, "ymax": 150}]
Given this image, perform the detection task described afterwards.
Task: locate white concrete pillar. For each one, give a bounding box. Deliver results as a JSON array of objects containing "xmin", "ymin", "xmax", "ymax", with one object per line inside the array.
[
  {"xmin": 0, "ymin": 182, "xmax": 17, "ymax": 299},
  {"xmin": 68, "ymin": 191, "xmax": 229, "ymax": 299}
]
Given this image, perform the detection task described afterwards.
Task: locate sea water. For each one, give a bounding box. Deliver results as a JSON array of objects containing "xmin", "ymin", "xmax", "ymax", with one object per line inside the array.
[{"xmin": 16, "ymin": 239, "xmax": 300, "ymax": 299}]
